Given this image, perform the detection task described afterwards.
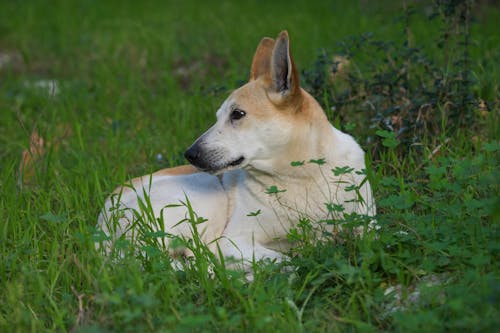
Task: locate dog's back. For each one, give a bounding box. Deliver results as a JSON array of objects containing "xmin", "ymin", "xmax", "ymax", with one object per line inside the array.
[{"xmin": 97, "ymin": 171, "xmax": 228, "ymax": 254}]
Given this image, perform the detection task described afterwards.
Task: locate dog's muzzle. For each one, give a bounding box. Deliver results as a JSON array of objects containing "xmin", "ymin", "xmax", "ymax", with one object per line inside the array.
[{"xmin": 184, "ymin": 144, "xmax": 245, "ymax": 173}]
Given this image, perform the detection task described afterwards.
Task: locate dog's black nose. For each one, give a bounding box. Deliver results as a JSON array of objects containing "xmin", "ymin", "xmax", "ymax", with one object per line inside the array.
[{"xmin": 184, "ymin": 145, "xmax": 201, "ymax": 164}]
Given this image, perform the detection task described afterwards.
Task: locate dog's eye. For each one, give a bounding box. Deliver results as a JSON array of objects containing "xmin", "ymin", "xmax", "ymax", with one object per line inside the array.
[{"xmin": 230, "ymin": 109, "xmax": 246, "ymax": 121}]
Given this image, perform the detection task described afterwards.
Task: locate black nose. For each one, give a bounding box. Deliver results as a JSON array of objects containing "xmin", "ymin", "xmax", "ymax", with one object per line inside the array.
[{"xmin": 184, "ymin": 144, "xmax": 201, "ymax": 164}]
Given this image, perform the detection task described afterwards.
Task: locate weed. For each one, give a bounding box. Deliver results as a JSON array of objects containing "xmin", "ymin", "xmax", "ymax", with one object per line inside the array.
[{"xmin": 302, "ymin": 0, "xmax": 497, "ymax": 162}]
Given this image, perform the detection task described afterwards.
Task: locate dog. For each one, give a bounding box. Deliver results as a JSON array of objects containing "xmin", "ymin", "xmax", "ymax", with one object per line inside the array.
[{"xmin": 97, "ymin": 31, "xmax": 375, "ymax": 271}]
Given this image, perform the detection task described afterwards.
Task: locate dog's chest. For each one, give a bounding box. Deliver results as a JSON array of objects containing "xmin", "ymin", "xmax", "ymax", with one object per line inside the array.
[
  {"xmin": 222, "ymin": 171, "xmax": 334, "ymax": 241},
  {"xmin": 222, "ymin": 167, "xmax": 369, "ymax": 241}
]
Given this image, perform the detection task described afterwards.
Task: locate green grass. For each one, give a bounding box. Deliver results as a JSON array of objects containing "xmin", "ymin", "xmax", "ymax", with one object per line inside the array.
[{"xmin": 1, "ymin": 1, "xmax": 499, "ymax": 332}]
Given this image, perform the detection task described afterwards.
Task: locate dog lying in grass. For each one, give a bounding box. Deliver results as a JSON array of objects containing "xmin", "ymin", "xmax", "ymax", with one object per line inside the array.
[{"xmin": 97, "ymin": 31, "xmax": 375, "ymax": 272}]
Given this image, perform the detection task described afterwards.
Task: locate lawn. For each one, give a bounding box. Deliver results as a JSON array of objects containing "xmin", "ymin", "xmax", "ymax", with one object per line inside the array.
[{"xmin": 0, "ymin": 1, "xmax": 498, "ymax": 332}]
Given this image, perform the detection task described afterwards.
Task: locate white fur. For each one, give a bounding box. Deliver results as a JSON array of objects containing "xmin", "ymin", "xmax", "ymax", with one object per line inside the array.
[
  {"xmin": 98, "ymin": 173, "xmax": 228, "ymax": 255},
  {"xmin": 97, "ymin": 121, "xmax": 375, "ymax": 268}
]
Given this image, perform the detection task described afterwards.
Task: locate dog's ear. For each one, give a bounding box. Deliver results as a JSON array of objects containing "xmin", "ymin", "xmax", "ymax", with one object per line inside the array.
[
  {"xmin": 269, "ymin": 31, "xmax": 301, "ymax": 105},
  {"xmin": 250, "ymin": 37, "xmax": 275, "ymax": 81}
]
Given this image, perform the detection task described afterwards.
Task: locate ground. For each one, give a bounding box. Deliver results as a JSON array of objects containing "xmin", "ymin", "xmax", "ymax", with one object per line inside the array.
[{"xmin": 0, "ymin": 1, "xmax": 498, "ymax": 332}]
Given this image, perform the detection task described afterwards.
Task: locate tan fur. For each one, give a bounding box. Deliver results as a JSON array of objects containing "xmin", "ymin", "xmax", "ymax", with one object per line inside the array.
[
  {"xmin": 113, "ymin": 164, "xmax": 199, "ymax": 194},
  {"xmin": 153, "ymin": 164, "xmax": 199, "ymax": 176},
  {"xmin": 250, "ymin": 37, "xmax": 275, "ymax": 81}
]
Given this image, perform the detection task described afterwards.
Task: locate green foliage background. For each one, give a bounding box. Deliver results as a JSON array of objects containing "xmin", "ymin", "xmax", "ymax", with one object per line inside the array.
[{"xmin": 0, "ymin": 0, "xmax": 498, "ymax": 332}]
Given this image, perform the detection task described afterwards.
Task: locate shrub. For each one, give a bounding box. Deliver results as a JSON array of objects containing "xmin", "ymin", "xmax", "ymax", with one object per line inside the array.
[{"xmin": 302, "ymin": 0, "xmax": 493, "ymax": 161}]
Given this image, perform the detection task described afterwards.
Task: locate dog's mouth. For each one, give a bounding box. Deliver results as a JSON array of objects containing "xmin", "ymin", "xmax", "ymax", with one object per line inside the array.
[
  {"xmin": 201, "ymin": 156, "xmax": 245, "ymax": 174},
  {"xmin": 228, "ymin": 156, "xmax": 245, "ymax": 167}
]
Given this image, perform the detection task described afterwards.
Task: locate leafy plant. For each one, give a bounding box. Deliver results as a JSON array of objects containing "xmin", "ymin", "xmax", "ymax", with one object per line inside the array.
[{"xmin": 302, "ymin": 0, "xmax": 496, "ymax": 161}]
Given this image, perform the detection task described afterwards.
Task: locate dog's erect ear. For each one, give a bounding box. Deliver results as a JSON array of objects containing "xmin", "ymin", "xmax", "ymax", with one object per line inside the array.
[
  {"xmin": 269, "ymin": 31, "xmax": 301, "ymax": 105},
  {"xmin": 250, "ymin": 37, "xmax": 275, "ymax": 81}
]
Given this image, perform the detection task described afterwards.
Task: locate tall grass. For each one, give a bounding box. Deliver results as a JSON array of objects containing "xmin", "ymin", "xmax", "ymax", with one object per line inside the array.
[{"xmin": 0, "ymin": 1, "xmax": 498, "ymax": 332}]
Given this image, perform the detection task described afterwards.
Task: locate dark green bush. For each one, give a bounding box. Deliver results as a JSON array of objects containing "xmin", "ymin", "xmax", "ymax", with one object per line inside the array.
[{"xmin": 302, "ymin": 0, "xmax": 495, "ymax": 160}]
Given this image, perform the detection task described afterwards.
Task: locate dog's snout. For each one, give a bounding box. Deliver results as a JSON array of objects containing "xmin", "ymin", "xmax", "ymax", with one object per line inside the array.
[{"xmin": 184, "ymin": 144, "xmax": 201, "ymax": 164}]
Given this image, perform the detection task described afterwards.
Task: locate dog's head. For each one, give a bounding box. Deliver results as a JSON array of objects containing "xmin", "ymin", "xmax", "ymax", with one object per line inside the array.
[{"xmin": 185, "ymin": 31, "xmax": 310, "ymax": 174}]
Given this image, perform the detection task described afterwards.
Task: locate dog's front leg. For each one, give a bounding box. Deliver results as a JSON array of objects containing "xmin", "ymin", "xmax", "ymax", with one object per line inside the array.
[{"xmin": 218, "ymin": 236, "xmax": 285, "ymax": 279}]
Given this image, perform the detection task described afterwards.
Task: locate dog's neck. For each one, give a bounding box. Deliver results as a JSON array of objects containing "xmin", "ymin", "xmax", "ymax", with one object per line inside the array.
[
  {"xmin": 247, "ymin": 93, "xmax": 337, "ymax": 180},
  {"xmin": 222, "ymin": 92, "xmax": 370, "ymax": 223}
]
